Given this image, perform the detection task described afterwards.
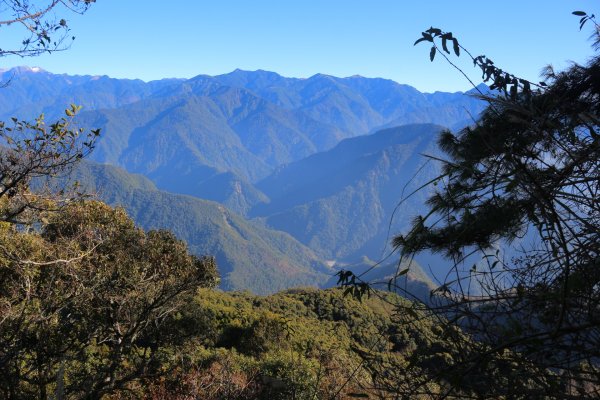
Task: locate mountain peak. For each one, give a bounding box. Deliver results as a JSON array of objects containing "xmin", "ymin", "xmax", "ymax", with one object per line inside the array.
[
  {"xmin": 213, "ymin": 68, "xmax": 290, "ymax": 90},
  {"xmin": 308, "ymin": 73, "xmax": 334, "ymax": 79},
  {"xmin": 222, "ymin": 68, "xmax": 282, "ymax": 78},
  {"xmin": 1, "ymin": 66, "xmax": 46, "ymax": 74},
  {"xmin": 465, "ymin": 83, "xmax": 491, "ymax": 95}
]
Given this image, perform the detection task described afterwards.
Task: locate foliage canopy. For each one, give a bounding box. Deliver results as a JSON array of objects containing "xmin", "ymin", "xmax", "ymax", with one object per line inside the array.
[
  {"xmin": 385, "ymin": 12, "xmax": 600, "ymax": 399},
  {"xmin": 0, "ymin": 200, "xmax": 219, "ymax": 399}
]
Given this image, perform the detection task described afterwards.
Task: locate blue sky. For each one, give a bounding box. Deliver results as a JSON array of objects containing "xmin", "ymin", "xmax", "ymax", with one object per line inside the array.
[{"xmin": 1, "ymin": 0, "xmax": 597, "ymax": 92}]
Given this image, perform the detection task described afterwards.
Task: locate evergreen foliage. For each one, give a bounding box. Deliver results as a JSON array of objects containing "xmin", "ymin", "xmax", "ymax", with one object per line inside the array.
[
  {"xmin": 386, "ymin": 15, "xmax": 600, "ymax": 399},
  {"xmin": 0, "ymin": 201, "xmax": 219, "ymax": 399},
  {"xmin": 108, "ymin": 288, "xmax": 477, "ymax": 399}
]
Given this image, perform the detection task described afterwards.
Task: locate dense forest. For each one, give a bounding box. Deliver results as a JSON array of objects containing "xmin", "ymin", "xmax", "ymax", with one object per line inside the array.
[{"xmin": 0, "ymin": 1, "xmax": 599, "ymax": 399}]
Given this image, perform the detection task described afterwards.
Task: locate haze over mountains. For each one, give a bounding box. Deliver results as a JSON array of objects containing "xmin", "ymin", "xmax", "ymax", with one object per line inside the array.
[
  {"xmin": 5, "ymin": 66, "xmax": 486, "ymax": 294},
  {"xmin": 254, "ymin": 123, "xmax": 443, "ymax": 260}
]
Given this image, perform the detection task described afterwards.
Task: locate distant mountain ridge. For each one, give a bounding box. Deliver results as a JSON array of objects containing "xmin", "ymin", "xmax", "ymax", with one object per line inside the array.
[
  {"xmin": 0, "ymin": 66, "xmax": 181, "ymax": 121},
  {"xmin": 66, "ymin": 160, "xmax": 437, "ymax": 296},
  {"xmin": 1, "ymin": 67, "xmax": 485, "ymax": 194},
  {"xmin": 254, "ymin": 124, "xmax": 443, "ymax": 262},
  {"xmin": 5, "ymin": 66, "xmax": 484, "ymax": 296},
  {"xmin": 0, "ymin": 66, "xmax": 485, "ymax": 217}
]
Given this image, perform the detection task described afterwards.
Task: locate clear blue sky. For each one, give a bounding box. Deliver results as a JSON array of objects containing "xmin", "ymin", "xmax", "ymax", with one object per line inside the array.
[{"xmin": 1, "ymin": 0, "xmax": 597, "ymax": 92}]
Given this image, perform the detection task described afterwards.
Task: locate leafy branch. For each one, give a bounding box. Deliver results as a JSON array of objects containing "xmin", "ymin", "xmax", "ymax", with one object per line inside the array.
[{"xmin": 414, "ymin": 27, "xmax": 542, "ymax": 99}]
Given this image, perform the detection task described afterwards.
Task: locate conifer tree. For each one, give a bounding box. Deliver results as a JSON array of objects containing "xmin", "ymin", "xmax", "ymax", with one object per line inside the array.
[{"xmin": 378, "ymin": 11, "xmax": 599, "ymax": 399}]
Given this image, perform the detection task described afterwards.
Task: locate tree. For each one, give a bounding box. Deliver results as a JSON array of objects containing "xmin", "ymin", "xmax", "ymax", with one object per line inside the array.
[
  {"xmin": 0, "ymin": 2, "xmax": 220, "ymax": 398},
  {"xmin": 332, "ymin": 11, "xmax": 600, "ymax": 399},
  {"xmin": 0, "ymin": 0, "xmax": 100, "ymax": 223},
  {"xmin": 0, "ymin": 106, "xmax": 99, "ymax": 224},
  {"xmin": 0, "ymin": 0, "xmax": 96, "ymax": 58},
  {"xmin": 0, "ymin": 200, "xmax": 219, "ymax": 399},
  {"xmin": 381, "ymin": 12, "xmax": 600, "ymax": 399}
]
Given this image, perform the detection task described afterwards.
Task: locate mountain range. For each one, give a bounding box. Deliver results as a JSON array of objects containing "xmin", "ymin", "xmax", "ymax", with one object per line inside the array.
[
  {"xmin": 65, "ymin": 160, "xmax": 330, "ymax": 294},
  {"xmin": 6, "ymin": 66, "xmax": 486, "ymax": 295},
  {"xmin": 253, "ymin": 123, "xmax": 443, "ymax": 261}
]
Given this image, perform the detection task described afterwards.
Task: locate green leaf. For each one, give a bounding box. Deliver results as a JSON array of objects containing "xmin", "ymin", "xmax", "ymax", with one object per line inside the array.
[
  {"xmin": 572, "ymin": 11, "xmax": 587, "ymax": 16},
  {"xmin": 452, "ymin": 38, "xmax": 460, "ymax": 56},
  {"xmin": 430, "ymin": 46, "xmax": 436, "ymax": 61},
  {"xmin": 397, "ymin": 268, "xmax": 409, "ymax": 277},
  {"xmin": 442, "ymin": 38, "xmax": 450, "ymax": 54},
  {"xmin": 414, "ymin": 37, "xmax": 429, "ymax": 46},
  {"xmin": 425, "ymin": 27, "xmax": 442, "ymax": 36}
]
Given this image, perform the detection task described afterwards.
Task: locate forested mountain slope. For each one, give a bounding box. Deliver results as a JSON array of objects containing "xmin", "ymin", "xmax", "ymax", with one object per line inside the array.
[
  {"xmin": 254, "ymin": 124, "xmax": 443, "ymax": 262},
  {"xmin": 67, "ymin": 160, "xmax": 437, "ymax": 297},
  {"xmin": 68, "ymin": 161, "xmax": 330, "ymax": 294},
  {"xmin": 7, "ymin": 67, "xmax": 467, "ymax": 294}
]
